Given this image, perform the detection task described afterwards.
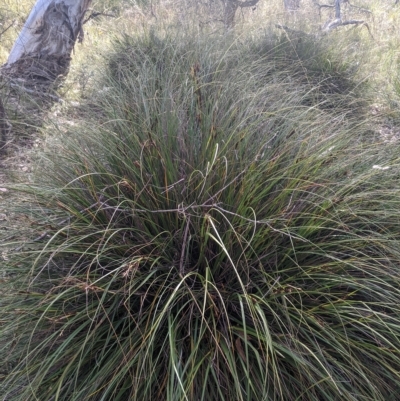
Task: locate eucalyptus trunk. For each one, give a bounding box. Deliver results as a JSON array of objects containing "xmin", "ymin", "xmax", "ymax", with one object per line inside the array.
[{"xmin": 2, "ymin": 0, "xmax": 92, "ymax": 83}]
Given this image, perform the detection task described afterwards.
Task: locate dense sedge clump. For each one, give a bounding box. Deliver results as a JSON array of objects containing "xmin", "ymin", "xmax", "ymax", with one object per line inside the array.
[{"xmin": 1, "ymin": 30, "xmax": 400, "ymax": 401}]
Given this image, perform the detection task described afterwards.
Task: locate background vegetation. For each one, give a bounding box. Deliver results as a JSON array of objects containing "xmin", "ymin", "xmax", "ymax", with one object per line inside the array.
[{"xmin": 2, "ymin": 1, "xmax": 400, "ymax": 400}]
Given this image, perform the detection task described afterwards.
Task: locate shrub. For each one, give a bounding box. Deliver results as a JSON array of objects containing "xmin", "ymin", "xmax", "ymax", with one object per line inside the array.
[{"xmin": 2, "ymin": 29, "xmax": 400, "ymax": 401}]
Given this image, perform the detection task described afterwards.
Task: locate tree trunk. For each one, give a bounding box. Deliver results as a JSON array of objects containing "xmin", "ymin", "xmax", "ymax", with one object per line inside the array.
[
  {"xmin": 1, "ymin": 0, "xmax": 92, "ymax": 85},
  {"xmin": 283, "ymin": 0, "xmax": 301, "ymax": 10},
  {"xmin": 222, "ymin": 0, "xmax": 261, "ymax": 29},
  {"xmin": 224, "ymin": 1, "xmax": 239, "ymax": 28}
]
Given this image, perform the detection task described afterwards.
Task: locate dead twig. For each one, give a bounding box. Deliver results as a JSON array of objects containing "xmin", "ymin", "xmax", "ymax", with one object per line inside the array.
[
  {"xmin": 13, "ymin": 232, "xmax": 49, "ymax": 252},
  {"xmin": 0, "ymin": 20, "xmax": 15, "ymax": 38},
  {"xmin": 179, "ymin": 216, "xmax": 191, "ymax": 276},
  {"xmin": 78, "ymin": 10, "xmax": 116, "ymax": 43},
  {"xmin": 313, "ymin": 0, "xmax": 335, "ymax": 18},
  {"xmin": 82, "ymin": 11, "xmax": 116, "ymax": 25}
]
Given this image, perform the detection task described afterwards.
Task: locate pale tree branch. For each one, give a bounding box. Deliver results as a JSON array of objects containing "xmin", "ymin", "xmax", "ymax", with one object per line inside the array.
[
  {"xmin": 314, "ymin": 0, "xmax": 371, "ymax": 19},
  {"xmin": 315, "ymin": 0, "xmax": 373, "ymax": 37},
  {"xmin": 345, "ymin": 1, "xmax": 372, "ymax": 15},
  {"xmin": 334, "ymin": 0, "xmax": 341, "ymax": 19}
]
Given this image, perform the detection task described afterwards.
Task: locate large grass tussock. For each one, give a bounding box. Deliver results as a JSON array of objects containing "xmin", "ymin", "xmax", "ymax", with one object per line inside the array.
[{"xmin": 1, "ymin": 29, "xmax": 400, "ymax": 401}]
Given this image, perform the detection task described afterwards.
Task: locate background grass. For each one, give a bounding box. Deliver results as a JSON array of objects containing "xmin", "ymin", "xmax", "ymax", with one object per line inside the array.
[{"xmin": 2, "ymin": 1, "xmax": 400, "ymax": 400}]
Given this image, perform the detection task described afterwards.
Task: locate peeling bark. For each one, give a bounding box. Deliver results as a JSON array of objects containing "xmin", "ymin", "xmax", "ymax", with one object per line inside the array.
[{"xmin": 1, "ymin": 0, "xmax": 92, "ymax": 85}]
